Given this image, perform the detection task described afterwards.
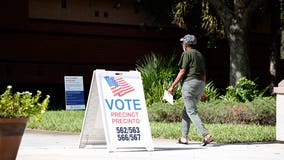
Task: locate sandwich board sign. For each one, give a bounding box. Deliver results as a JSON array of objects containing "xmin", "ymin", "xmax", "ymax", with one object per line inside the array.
[{"xmin": 79, "ymin": 69, "xmax": 153, "ymax": 151}]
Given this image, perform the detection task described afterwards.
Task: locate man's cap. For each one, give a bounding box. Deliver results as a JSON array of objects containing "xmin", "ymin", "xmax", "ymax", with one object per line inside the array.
[{"xmin": 180, "ymin": 34, "xmax": 197, "ymax": 45}]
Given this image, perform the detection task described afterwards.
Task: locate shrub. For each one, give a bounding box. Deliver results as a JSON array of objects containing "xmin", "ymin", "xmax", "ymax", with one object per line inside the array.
[
  {"xmin": 147, "ymin": 101, "xmax": 183, "ymax": 123},
  {"xmin": 202, "ymin": 97, "xmax": 276, "ymax": 125},
  {"xmin": 221, "ymin": 77, "xmax": 260, "ymax": 102},
  {"xmin": 148, "ymin": 97, "xmax": 276, "ymax": 125},
  {"xmin": 136, "ymin": 52, "xmax": 180, "ymax": 105},
  {"xmin": 0, "ymin": 85, "xmax": 50, "ymax": 120},
  {"xmin": 204, "ymin": 81, "xmax": 220, "ymax": 102}
]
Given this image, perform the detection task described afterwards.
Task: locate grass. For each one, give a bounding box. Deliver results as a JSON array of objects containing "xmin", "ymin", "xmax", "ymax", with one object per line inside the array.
[
  {"xmin": 27, "ymin": 110, "xmax": 84, "ymax": 132},
  {"xmin": 151, "ymin": 122, "xmax": 275, "ymax": 143},
  {"xmin": 27, "ymin": 110, "xmax": 276, "ymax": 143}
]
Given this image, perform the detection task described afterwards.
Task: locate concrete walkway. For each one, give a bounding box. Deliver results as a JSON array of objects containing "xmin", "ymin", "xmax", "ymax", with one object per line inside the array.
[{"xmin": 17, "ymin": 129, "xmax": 284, "ymax": 160}]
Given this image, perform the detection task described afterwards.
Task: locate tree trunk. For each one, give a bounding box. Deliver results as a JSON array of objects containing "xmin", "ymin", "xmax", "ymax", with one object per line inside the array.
[
  {"xmin": 208, "ymin": 0, "xmax": 265, "ymax": 85},
  {"xmin": 226, "ymin": 22, "xmax": 250, "ymax": 85}
]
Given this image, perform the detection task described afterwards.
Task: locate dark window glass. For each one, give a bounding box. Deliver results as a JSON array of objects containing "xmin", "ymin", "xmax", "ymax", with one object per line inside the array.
[{"xmin": 61, "ymin": 0, "xmax": 67, "ymax": 8}]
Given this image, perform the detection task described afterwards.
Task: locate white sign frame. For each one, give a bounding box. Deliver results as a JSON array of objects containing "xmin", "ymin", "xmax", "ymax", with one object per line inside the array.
[{"xmin": 79, "ymin": 69, "xmax": 153, "ymax": 152}]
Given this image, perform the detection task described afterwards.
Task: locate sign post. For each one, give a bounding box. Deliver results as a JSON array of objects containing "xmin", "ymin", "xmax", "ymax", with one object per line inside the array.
[{"xmin": 79, "ymin": 70, "xmax": 153, "ymax": 151}]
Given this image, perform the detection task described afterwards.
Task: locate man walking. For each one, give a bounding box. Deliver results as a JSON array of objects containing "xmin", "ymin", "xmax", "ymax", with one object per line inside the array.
[{"xmin": 168, "ymin": 34, "xmax": 213, "ymax": 146}]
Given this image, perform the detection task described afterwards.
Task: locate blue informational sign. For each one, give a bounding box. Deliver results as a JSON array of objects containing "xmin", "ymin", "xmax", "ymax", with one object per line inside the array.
[
  {"xmin": 65, "ymin": 91, "xmax": 85, "ymax": 105},
  {"xmin": 64, "ymin": 76, "xmax": 85, "ymax": 110}
]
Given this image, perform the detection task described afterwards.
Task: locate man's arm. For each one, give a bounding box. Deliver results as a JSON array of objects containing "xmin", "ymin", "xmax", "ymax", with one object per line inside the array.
[{"xmin": 168, "ymin": 68, "xmax": 186, "ymax": 94}]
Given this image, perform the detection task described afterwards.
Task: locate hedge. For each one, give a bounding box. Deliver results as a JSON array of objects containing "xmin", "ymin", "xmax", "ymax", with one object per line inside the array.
[{"xmin": 147, "ymin": 97, "xmax": 276, "ymax": 125}]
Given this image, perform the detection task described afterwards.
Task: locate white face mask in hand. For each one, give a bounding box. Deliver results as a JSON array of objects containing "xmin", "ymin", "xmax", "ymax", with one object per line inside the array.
[{"xmin": 183, "ymin": 47, "xmax": 186, "ymax": 52}]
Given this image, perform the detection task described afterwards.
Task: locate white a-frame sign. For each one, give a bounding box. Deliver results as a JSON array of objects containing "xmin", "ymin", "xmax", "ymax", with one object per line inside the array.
[{"xmin": 79, "ymin": 69, "xmax": 154, "ymax": 151}]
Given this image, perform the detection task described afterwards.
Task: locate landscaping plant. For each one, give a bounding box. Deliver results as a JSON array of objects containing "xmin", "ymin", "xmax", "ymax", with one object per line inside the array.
[
  {"xmin": 221, "ymin": 77, "xmax": 268, "ymax": 102},
  {"xmin": 136, "ymin": 52, "xmax": 180, "ymax": 105},
  {"xmin": 0, "ymin": 85, "xmax": 50, "ymax": 120}
]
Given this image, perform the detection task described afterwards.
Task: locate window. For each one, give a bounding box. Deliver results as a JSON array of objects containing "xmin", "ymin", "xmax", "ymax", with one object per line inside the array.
[
  {"xmin": 29, "ymin": 0, "xmax": 145, "ymax": 25},
  {"xmin": 61, "ymin": 0, "xmax": 67, "ymax": 9},
  {"xmin": 104, "ymin": 12, "xmax": 109, "ymax": 18},
  {"xmin": 94, "ymin": 11, "xmax": 99, "ymax": 17}
]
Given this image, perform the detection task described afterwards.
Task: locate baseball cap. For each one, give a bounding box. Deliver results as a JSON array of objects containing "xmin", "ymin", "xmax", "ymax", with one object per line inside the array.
[{"xmin": 180, "ymin": 34, "xmax": 197, "ymax": 45}]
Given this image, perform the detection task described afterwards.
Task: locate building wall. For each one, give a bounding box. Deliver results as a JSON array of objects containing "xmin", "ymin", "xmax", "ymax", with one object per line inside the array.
[
  {"xmin": 0, "ymin": 0, "xmax": 281, "ymax": 108},
  {"xmin": 29, "ymin": 0, "xmax": 146, "ymax": 25},
  {"xmin": 0, "ymin": 0, "xmax": 185, "ymax": 107}
]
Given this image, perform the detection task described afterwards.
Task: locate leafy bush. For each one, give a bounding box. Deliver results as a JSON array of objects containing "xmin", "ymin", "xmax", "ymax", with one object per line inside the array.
[
  {"xmin": 204, "ymin": 81, "xmax": 220, "ymax": 102},
  {"xmin": 221, "ymin": 77, "xmax": 261, "ymax": 102},
  {"xmin": 0, "ymin": 85, "xmax": 50, "ymax": 120},
  {"xmin": 147, "ymin": 101, "xmax": 183, "ymax": 123},
  {"xmin": 136, "ymin": 52, "xmax": 180, "ymax": 105},
  {"xmin": 148, "ymin": 97, "xmax": 276, "ymax": 125},
  {"xmin": 198, "ymin": 97, "xmax": 275, "ymax": 125}
]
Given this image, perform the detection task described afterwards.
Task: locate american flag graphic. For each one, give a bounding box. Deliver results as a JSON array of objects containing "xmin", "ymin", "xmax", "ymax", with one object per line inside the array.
[{"xmin": 104, "ymin": 76, "xmax": 135, "ymax": 97}]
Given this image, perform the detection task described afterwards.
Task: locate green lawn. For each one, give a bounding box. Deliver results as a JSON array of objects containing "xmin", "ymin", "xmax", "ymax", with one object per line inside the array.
[{"xmin": 27, "ymin": 110, "xmax": 276, "ymax": 143}]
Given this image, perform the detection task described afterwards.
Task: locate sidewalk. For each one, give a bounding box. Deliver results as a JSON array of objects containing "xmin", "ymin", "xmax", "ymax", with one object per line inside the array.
[{"xmin": 17, "ymin": 129, "xmax": 284, "ymax": 160}]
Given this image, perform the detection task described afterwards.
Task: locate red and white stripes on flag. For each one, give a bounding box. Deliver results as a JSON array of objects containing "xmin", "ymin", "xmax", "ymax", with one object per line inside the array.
[{"xmin": 104, "ymin": 76, "xmax": 135, "ymax": 97}]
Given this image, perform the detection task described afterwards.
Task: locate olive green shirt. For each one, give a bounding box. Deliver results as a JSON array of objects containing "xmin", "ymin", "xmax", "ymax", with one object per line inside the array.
[{"xmin": 178, "ymin": 48, "xmax": 206, "ymax": 82}]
